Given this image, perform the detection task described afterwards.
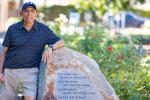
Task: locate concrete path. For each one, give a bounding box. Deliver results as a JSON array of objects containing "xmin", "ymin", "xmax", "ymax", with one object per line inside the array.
[{"xmin": 0, "ymin": 31, "xmax": 6, "ymax": 51}]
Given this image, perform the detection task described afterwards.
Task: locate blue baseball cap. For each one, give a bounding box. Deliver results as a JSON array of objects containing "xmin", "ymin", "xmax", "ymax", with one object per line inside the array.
[{"xmin": 22, "ymin": 2, "xmax": 37, "ymax": 11}]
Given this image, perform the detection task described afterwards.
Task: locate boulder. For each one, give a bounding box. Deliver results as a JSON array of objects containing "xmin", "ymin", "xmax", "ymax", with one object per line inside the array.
[{"xmin": 37, "ymin": 47, "xmax": 119, "ymax": 100}]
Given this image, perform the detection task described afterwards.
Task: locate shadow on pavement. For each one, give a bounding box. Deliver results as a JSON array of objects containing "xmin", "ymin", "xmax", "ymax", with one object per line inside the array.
[{"xmin": 0, "ymin": 31, "xmax": 6, "ymax": 38}]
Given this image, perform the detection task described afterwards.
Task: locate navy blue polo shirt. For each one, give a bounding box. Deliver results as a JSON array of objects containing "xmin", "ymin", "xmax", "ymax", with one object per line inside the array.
[{"xmin": 2, "ymin": 20, "xmax": 60, "ymax": 69}]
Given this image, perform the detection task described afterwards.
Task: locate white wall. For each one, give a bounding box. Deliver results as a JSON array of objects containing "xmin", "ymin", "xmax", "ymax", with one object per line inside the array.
[{"xmin": 0, "ymin": 0, "xmax": 8, "ymax": 31}]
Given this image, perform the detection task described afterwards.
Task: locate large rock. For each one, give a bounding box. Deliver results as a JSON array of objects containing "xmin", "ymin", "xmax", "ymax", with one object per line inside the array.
[{"xmin": 37, "ymin": 47, "xmax": 119, "ymax": 100}]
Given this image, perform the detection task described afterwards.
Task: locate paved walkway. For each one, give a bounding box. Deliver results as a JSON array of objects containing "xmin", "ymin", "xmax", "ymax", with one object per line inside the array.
[
  {"xmin": 0, "ymin": 31, "xmax": 6, "ymax": 51},
  {"xmin": 0, "ymin": 31, "xmax": 6, "ymax": 38}
]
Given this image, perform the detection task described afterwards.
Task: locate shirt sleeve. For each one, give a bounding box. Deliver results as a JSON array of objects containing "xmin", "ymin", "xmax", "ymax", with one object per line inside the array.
[
  {"xmin": 45, "ymin": 27, "xmax": 61, "ymax": 45},
  {"xmin": 2, "ymin": 27, "xmax": 12, "ymax": 47}
]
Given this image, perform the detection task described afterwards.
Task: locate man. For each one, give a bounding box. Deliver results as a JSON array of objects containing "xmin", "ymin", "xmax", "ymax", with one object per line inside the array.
[{"xmin": 0, "ymin": 2, "xmax": 64, "ymax": 100}]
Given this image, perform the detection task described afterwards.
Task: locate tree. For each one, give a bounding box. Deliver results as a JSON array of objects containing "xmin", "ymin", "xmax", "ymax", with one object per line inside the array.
[{"xmin": 74, "ymin": 0, "xmax": 145, "ymax": 19}]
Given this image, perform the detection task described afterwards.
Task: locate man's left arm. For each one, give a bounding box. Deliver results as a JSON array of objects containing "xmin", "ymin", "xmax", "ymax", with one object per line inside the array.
[
  {"xmin": 42, "ymin": 39, "xmax": 64, "ymax": 63},
  {"xmin": 51, "ymin": 39, "xmax": 64, "ymax": 50}
]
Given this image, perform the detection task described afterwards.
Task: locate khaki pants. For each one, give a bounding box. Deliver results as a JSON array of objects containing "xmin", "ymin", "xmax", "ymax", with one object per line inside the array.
[{"xmin": 1, "ymin": 68, "xmax": 38, "ymax": 100}]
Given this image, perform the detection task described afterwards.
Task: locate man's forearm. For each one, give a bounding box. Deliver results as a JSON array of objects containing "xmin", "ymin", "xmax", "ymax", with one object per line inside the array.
[
  {"xmin": 0, "ymin": 47, "xmax": 8, "ymax": 73},
  {"xmin": 52, "ymin": 39, "xmax": 64, "ymax": 50},
  {"xmin": 0, "ymin": 52, "xmax": 5, "ymax": 73}
]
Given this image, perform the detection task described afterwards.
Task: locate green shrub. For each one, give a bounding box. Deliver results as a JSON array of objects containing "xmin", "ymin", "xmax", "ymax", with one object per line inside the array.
[{"xmin": 131, "ymin": 35, "xmax": 150, "ymax": 45}]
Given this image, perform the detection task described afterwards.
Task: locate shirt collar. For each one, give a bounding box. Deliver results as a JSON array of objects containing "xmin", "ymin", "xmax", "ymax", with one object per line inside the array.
[{"xmin": 18, "ymin": 20, "xmax": 38, "ymax": 30}]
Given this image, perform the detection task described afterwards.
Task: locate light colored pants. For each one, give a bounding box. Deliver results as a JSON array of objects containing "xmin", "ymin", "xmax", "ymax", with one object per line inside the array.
[{"xmin": 1, "ymin": 68, "xmax": 39, "ymax": 100}]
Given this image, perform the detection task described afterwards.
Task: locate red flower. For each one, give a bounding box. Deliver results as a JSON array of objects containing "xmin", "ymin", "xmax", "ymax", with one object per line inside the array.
[{"xmin": 107, "ymin": 46, "xmax": 113, "ymax": 52}]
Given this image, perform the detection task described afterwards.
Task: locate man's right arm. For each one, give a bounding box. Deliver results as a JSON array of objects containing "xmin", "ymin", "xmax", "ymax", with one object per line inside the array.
[{"xmin": 0, "ymin": 47, "xmax": 8, "ymax": 82}]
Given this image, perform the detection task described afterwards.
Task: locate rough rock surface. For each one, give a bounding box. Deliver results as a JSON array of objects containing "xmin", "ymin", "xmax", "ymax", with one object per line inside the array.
[{"xmin": 37, "ymin": 47, "xmax": 119, "ymax": 100}]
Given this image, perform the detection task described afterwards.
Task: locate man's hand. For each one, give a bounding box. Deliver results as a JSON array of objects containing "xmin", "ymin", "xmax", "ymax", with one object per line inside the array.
[
  {"xmin": 0, "ymin": 73, "xmax": 4, "ymax": 83},
  {"xmin": 42, "ymin": 47, "xmax": 53, "ymax": 63}
]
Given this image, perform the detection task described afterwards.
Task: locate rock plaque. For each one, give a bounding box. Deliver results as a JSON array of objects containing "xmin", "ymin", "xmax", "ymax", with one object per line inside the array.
[{"xmin": 55, "ymin": 69, "xmax": 104, "ymax": 100}]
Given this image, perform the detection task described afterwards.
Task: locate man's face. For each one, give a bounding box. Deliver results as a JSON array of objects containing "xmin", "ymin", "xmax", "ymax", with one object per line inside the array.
[{"xmin": 20, "ymin": 6, "xmax": 37, "ymax": 23}]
